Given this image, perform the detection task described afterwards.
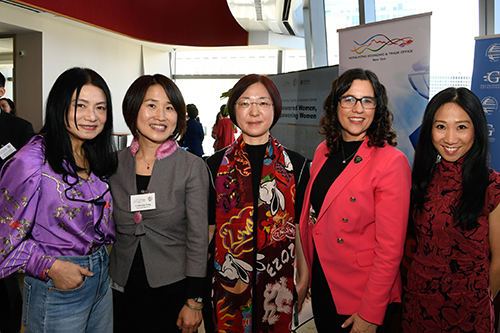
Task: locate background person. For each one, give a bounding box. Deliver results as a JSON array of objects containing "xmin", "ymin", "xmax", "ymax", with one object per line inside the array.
[
  {"xmin": 0, "ymin": 97, "xmax": 16, "ymax": 115},
  {"xmin": 402, "ymin": 87, "xmax": 500, "ymax": 332},
  {"xmin": 299, "ymin": 68, "xmax": 411, "ymax": 333},
  {"xmin": 214, "ymin": 104, "xmax": 237, "ymax": 150},
  {"xmin": 182, "ymin": 103, "xmax": 204, "ymax": 157},
  {"xmin": 206, "ymin": 74, "xmax": 310, "ymax": 332},
  {"xmin": 0, "ymin": 73, "xmax": 30, "ymax": 333},
  {"xmin": 0, "ymin": 73, "xmax": 34, "ymax": 168},
  {"xmin": 109, "ymin": 74, "xmax": 208, "ymax": 333},
  {"xmin": 211, "ymin": 110, "xmax": 223, "ymax": 151},
  {"xmin": 0, "ymin": 67, "xmax": 118, "ymax": 333}
]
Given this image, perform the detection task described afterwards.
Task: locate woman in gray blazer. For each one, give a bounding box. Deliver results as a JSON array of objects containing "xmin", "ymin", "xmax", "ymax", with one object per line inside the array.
[{"xmin": 109, "ymin": 74, "xmax": 208, "ymax": 333}]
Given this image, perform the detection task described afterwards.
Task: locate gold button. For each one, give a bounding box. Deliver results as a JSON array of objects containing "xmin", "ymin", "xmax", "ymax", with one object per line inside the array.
[
  {"xmin": 350, "ymin": 197, "xmax": 356, "ymax": 202},
  {"xmin": 342, "ymin": 218, "xmax": 348, "ymax": 223},
  {"xmin": 337, "ymin": 238, "xmax": 344, "ymax": 244}
]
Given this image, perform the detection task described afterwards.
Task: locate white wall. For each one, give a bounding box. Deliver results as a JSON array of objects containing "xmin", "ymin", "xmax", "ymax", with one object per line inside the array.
[{"xmin": 0, "ymin": 2, "xmax": 171, "ymax": 134}]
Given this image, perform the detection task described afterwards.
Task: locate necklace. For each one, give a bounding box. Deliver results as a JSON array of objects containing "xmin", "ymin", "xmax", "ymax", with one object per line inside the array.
[
  {"xmin": 138, "ymin": 152, "xmax": 154, "ymax": 170},
  {"xmin": 341, "ymin": 143, "xmax": 357, "ymax": 164}
]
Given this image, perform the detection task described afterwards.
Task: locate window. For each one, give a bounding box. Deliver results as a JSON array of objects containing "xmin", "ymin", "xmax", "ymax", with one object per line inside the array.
[
  {"xmin": 324, "ymin": 0, "xmax": 478, "ymax": 97},
  {"xmin": 324, "ymin": 0, "xmax": 360, "ymax": 66}
]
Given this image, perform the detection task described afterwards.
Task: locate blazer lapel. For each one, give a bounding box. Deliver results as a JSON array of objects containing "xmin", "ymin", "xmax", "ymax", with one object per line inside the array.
[{"xmin": 316, "ymin": 138, "xmax": 374, "ymax": 222}]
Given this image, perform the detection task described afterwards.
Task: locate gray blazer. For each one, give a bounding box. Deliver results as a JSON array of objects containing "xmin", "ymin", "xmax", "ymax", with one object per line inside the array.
[{"xmin": 109, "ymin": 146, "xmax": 208, "ymax": 288}]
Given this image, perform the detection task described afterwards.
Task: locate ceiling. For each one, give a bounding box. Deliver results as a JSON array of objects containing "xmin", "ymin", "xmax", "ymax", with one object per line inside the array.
[{"xmin": 7, "ymin": 0, "xmax": 249, "ymax": 47}]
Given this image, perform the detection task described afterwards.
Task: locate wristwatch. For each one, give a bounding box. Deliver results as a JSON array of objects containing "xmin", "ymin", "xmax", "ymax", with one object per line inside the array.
[{"xmin": 190, "ymin": 297, "xmax": 203, "ymax": 303}]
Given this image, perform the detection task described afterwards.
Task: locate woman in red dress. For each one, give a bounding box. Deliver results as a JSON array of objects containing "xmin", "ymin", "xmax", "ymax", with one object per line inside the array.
[{"xmin": 402, "ymin": 87, "xmax": 500, "ymax": 332}]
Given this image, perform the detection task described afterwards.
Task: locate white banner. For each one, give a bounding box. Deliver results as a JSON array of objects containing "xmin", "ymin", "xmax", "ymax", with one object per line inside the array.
[
  {"xmin": 270, "ymin": 66, "xmax": 339, "ymax": 160},
  {"xmin": 339, "ymin": 13, "xmax": 431, "ymax": 162}
]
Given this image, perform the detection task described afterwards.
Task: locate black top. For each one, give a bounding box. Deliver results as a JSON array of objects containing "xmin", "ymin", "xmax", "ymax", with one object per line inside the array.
[
  {"xmin": 310, "ymin": 140, "xmax": 363, "ymax": 213},
  {"xmin": 136, "ymin": 174, "xmax": 151, "ymax": 193},
  {"xmin": 246, "ymin": 143, "xmax": 268, "ymax": 221},
  {"xmin": 309, "ymin": 140, "xmax": 363, "ymax": 310}
]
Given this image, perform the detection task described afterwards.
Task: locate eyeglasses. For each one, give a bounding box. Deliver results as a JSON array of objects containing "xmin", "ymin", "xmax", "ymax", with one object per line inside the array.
[
  {"xmin": 236, "ymin": 100, "xmax": 274, "ymax": 109},
  {"xmin": 339, "ymin": 96, "xmax": 377, "ymax": 109}
]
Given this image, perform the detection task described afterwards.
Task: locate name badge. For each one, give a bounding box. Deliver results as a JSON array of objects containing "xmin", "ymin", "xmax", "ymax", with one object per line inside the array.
[
  {"xmin": 130, "ymin": 192, "xmax": 156, "ymax": 212},
  {"xmin": 0, "ymin": 143, "xmax": 16, "ymax": 160}
]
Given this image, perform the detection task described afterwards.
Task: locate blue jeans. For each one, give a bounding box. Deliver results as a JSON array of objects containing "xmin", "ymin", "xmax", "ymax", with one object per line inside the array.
[{"xmin": 22, "ymin": 246, "xmax": 113, "ymax": 333}]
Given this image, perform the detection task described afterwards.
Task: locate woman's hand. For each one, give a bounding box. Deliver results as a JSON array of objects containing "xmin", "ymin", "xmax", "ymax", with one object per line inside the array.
[
  {"xmin": 295, "ymin": 224, "xmax": 310, "ymax": 313},
  {"xmin": 176, "ymin": 301, "xmax": 203, "ymax": 333},
  {"xmin": 342, "ymin": 313, "xmax": 378, "ymax": 333},
  {"xmin": 47, "ymin": 259, "xmax": 93, "ymax": 290}
]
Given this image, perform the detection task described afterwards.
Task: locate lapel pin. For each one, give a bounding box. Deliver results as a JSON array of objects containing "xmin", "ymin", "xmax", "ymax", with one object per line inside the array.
[{"xmin": 354, "ymin": 156, "xmax": 363, "ymax": 164}]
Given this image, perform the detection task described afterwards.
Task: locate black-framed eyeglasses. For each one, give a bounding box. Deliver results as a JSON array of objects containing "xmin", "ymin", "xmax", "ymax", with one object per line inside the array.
[{"xmin": 339, "ymin": 96, "xmax": 377, "ymax": 109}]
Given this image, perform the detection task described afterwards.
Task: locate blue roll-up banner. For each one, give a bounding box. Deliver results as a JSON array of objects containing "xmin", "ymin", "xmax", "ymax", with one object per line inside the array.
[{"xmin": 471, "ymin": 35, "xmax": 500, "ymax": 170}]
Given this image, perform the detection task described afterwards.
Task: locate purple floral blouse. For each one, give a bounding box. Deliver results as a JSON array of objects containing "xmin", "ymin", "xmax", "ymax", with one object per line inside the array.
[{"xmin": 0, "ymin": 135, "xmax": 114, "ymax": 281}]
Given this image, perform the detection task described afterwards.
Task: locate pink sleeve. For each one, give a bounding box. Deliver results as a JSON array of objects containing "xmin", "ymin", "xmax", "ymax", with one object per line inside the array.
[{"xmin": 357, "ymin": 150, "xmax": 411, "ymax": 324}]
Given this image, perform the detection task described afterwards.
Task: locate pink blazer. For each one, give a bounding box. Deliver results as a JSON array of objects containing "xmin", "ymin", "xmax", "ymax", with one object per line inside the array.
[{"xmin": 299, "ymin": 138, "xmax": 411, "ymax": 325}]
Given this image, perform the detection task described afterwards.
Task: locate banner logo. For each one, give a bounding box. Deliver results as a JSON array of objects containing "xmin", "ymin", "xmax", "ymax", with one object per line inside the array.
[
  {"xmin": 482, "ymin": 96, "xmax": 498, "ymax": 115},
  {"xmin": 488, "ymin": 124, "xmax": 495, "ymax": 138},
  {"xmin": 485, "ymin": 43, "xmax": 500, "ymax": 62},
  {"xmin": 484, "ymin": 71, "xmax": 500, "ymax": 84},
  {"xmin": 351, "ymin": 34, "xmax": 413, "ymax": 54}
]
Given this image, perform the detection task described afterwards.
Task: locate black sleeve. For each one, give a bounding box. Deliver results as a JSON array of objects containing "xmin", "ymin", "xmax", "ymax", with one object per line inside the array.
[
  {"xmin": 19, "ymin": 121, "xmax": 35, "ymax": 146},
  {"xmin": 186, "ymin": 276, "xmax": 205, "ymax": 299},
  {"xmin": 205, "ymin": 149, "xmax": 226, "ymax": 227},
  {"xmin": 205, "ymin": 149, "xmax": 227, "ymax": 256},
  {"xmin": 285, "ymin": 149, "xmax": 310, "ymax": 224}
]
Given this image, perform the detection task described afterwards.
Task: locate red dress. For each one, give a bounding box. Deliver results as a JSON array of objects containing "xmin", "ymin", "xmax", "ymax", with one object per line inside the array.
[
  {"xmin": 402, "ymin": 159, "xmax": 500, "ymax": 332},
  {"xmin": 215, "ymin": 118, "xmax": 236, "ymax": 150}
]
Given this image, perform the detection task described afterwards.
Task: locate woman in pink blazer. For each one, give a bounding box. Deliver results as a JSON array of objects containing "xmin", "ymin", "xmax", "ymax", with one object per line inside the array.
[{"xmin": 298, "ymin": 68, "xmax": 411, "ymax": 333}]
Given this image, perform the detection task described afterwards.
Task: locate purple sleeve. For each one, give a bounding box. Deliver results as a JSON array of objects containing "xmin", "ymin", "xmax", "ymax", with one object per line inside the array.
[{"xmin": 0, "ymin": 144, "xmax": 56, "ymax": 280}]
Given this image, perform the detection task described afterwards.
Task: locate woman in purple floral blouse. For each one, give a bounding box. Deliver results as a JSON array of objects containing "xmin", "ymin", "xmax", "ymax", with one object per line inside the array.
[{"xmin": 0, "ymin": 67, "xmax": 117, "ymax": 333}]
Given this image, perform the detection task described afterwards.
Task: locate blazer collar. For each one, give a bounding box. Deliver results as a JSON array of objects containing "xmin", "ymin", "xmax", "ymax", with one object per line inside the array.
[
  {"xmin": 317, "ymin": 136, "xmax": 375, "ymax": 222},
  {"xmin": 129, "ymin": 137, "xmax": 178, "ymax": 160}
]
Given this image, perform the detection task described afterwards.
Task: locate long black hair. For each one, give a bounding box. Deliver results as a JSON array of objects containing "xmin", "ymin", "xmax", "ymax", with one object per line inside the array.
[
  {"xmin": 40, "ymin": 67, "xmax": 117, "ymax": 180},
  {"xmin": 411, "ymin": 87, "xmax": 490, "ymax": 230},
  {"xmin": 319, "ymin": 68, "xmax": 397, "ymax": 156}
]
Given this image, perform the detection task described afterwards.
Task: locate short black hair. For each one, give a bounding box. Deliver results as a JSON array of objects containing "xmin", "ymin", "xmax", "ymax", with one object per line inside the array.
[
  {"xmin": 187, "ymin": 104, "xmax": 199, "ymax": 119},
  {"xmin": 0, "ymin": 72, "xmax": 5, "ymax": 88},
  {"xmin": 123, "ymin": 74, "xmax": 186, "ymax": 139}
]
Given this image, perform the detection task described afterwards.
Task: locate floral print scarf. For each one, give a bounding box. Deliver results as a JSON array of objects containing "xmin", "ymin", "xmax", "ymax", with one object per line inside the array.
[{"xmin": 213, "ymin": 135, "xmax": 296, "ymax": 333}]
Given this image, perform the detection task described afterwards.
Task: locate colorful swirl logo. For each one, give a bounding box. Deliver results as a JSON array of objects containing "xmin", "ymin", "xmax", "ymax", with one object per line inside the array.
[{"xmin": 351, "ymin": 34, "xmax": 413, "ymax": 54}]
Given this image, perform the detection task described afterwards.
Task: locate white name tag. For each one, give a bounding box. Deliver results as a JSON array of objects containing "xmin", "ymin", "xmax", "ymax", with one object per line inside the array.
[
  {"xmin": 130, "ymin": 192, "xmax": 156, "ymax": 212},
  {"xmin": 0, "ymin": 143, "xmax": 16, "ymax": 160}
]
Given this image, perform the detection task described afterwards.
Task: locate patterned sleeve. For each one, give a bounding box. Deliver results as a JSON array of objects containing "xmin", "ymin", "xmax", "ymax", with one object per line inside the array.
[
  {"xmin": 486, "ymin": 169, "xmax": 500, "ymax": 215},
  {"xmin": 0, "ymin": 141, "xmax": 56, "ymax": 280}
]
